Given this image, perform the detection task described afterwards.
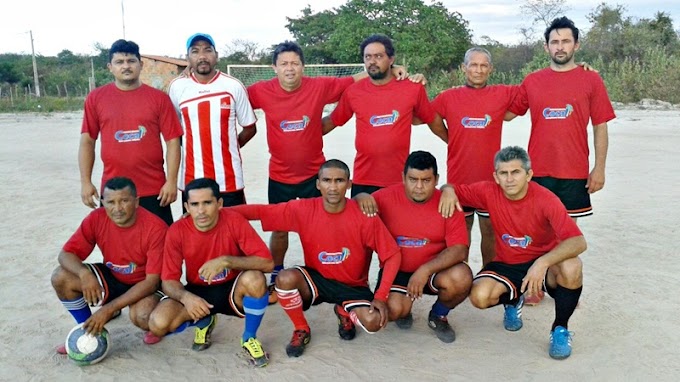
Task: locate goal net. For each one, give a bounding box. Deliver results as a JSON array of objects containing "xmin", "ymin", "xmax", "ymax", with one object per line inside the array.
[{"xmin": 227, "ymin": 64, "xmax": 365, "ymax": 87}]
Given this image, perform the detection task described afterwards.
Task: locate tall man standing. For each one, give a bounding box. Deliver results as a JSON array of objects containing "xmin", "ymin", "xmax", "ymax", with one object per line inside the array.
[
  {"xmin": 168, "ymin": 33, "xmax": 257, "ymax": 207},
  {"xmin": 505, "ymin": 16, "xmax": 615, "ymax": 305},
  {"xmin": 322, "ymin": 34, "xmax": 448, "ymax": 197},
  {"xmin": 80, "ymin": 39, "xmax": 182, "ymax": 225}
]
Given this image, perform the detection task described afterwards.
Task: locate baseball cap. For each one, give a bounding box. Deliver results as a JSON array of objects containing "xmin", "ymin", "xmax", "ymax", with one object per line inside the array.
[{"xmin": 186, "ymin": 33, "xmax": 215, "ymax": 51}]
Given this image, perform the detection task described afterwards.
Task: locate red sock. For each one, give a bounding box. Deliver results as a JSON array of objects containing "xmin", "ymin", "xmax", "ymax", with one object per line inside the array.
[{"xmin": 276, "ymin": 288, "xmax": 310, "ymax": 332}]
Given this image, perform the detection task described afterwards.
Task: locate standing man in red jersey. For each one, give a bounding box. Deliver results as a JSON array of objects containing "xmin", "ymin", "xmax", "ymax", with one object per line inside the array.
[
  {"xmin": 80, "ymin": 39, "xmax": 182, "ymax": 225},
  {"xmin": 322, "ymin": 34, "xmax": 448, "ymax": 197},
  {"xmin": 506, "ymin": 17, "xmax": 615, "ymax": 305},
  {"xmin": 168, "ymin": 33, "xmax": 257, "ymax": 208}
]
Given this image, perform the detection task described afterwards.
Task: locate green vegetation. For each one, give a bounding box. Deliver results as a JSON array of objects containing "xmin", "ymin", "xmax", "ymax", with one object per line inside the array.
[{"xmin": 1, "ymin": 0, "xmax": 679, "ymax": 113}]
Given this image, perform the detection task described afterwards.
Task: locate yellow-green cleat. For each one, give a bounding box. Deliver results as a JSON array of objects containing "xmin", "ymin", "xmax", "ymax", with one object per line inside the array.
[
  {"xmin": 241, "ymin": 337, "xmax": 269, "ymax": 367},
  {"xmin": 192, "ymin": 315, "xmax": 216, "ymax": 351}
]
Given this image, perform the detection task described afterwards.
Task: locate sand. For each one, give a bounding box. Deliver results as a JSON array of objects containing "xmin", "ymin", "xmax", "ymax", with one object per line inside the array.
[{"xmin": 1, "ymin": 107, "xmax": 679, "ymax": 381}]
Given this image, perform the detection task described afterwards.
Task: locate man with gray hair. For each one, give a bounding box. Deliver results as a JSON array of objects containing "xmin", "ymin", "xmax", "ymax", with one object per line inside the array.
[
  {"xmin": 442, "ymin": 146, "xmax": 586, "ymax": 360},
  {"xmin": 430, "ymin": 47, "xmax": 518, "ymax": 268}
]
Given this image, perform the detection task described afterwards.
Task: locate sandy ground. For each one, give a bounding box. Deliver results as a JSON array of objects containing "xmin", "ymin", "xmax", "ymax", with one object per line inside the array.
[{"xmin": 1, "ymin": 107, "xmax": 679, "ymax": 381}]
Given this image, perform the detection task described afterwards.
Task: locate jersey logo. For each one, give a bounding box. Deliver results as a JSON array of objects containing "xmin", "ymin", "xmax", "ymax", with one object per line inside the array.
[
  {"xmin": 461, "ymin": 115, "xmax": 492, "ymax": 128},
  {"xmin": 105, "ymin": 261, "xmax": 137, "ymax": 275},
  {"xmin": 280, "ymin": 116, "xmax": 310, "ymax": 132},
  {"xmin": 369, "ymin": 111, "xmax": 399, "ymax": 127},
  {"xmin": 318, "ymin": 248, "xmax": 350, "ymax": 264},
  {"xmin": 199, "ymin": 269, "xmax": 228, "ymax": 283},
  {"xmin": 501, "ymin": 234, "xmax": 532, "ymax": 248},
  {"xmin": 114, "ymin": 126, "xmax": 146, "ymax": 142},
  {"xmin": 396, "ymin": 236, "xmax": 429, "ymax": 248},
  {"xmin": 220, "ymin": 101, "xmax": 232, "ymax": 110},
  {"xmin": 542, "ymin": 104, "xmax": 573, "ymax": 120}
]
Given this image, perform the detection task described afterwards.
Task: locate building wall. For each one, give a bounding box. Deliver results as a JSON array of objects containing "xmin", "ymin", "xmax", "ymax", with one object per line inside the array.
[{"xmin": 140, "ymin": 58, "xmax": 185, "ymax": 91}]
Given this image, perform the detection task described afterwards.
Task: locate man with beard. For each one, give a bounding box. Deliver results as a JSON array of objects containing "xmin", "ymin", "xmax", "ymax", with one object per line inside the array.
[
  {"xmin": 322, "ymin": 34, "xmax": 448, "ymax": 197},
  {"xmin": 168, "ymin": 33, "xmax": 257, "ymax": 208},
  {"xmin": 505, "ymin": 17, "xmax": 615, "ymax": 305}
]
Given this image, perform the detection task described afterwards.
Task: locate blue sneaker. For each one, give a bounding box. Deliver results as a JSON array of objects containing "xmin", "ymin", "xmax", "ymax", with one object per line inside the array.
[
  {"xmin": 503, "ymin": 295, "xmax": 524, "ymax": 331},
  {"xmin": 549, "ymin": 326, "xmax": 573, "ymax": 359}
]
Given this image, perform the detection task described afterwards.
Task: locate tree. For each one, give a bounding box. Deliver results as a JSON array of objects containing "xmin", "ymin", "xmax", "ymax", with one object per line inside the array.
[
  {"xmin": 286, "ymin": 0, "xmax": 471, "ymax": 73},
  {"xmin": 519, "ymin": 0, "xmax": 571, "ymax": 28},
  {"xmin": 223, "ymin": 39, "xmax": 269, "ymax": 64}
]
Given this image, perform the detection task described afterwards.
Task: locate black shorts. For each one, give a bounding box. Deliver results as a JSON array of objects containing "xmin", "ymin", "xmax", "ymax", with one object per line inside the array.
[
  {"xmin": 268, "ymin": 176, "xmax": 321, "ymax": 204},
  {"xmin": 376, "ymin": 269, "xmax": 438, "ymax": 295},
  {"xmin": 350, "ymin": 184, "xmax": 383, "ymax": 198},
  {"xmin": 182, "ymin": 189, "xmax": 246, "ymax": 213},
  {"xmin": 532, "ymin": 177, "xmax": 592, "ymax": 218},
  {"xmin": 139, "ymin": 195, "xmax": 174, "ymax": 226},
  {"xmin": 474, "ymin": 260, "xmax": 547, "ymax": 301},
  {"xmin": 85, "ymin": 263, "xmax": 164, "ymax": 307},
  {"xmin": 462, "ymin": 206, "xmax": 490, "ymax": 218},
  {"xmin": 293, "ymin": 266, "xmax": 374, "ymax": 311},
  {"xmin": 185, "ymin": 273, "xmax": 244, "ymax": 317}
]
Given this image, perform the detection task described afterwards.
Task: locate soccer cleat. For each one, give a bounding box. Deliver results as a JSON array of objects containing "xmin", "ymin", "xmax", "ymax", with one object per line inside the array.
[
  {"xmin": 503, "ymin": 295, "xmax": 524, "ymax": 331},
  {"xmin": 549, "ymin": 326, "xmax": 574, "ymax": 359},
  {"xmin": 56, "ymin": 343, "xmax": 67, "ymax": 355},
  {"xmin": 241, "ymin": 337, "xmax": 269, "ymax": 367},
  {"xmin": 334, "ymin": 305, "xmax": 356, "ymax": 340},
  {"xmin": 143, "ymin": 331, "xmax": 162, "ymax": 345},
  {"xmin": 427, "ymin": 310, "xmax": 456, "ymax": 343},
  {"xmin": 192, "ymin": 315, "xmax": 216, "ymax": 351},
  {"xmin": 395, "ymin": 313, "xmax": 414, "ymax": 329},
  {"xmin": 524, "ymin": 290, "xmax": 545, "ymax": 306},
  {"xmin": 285, "ymin": 329, "xmax": 311, "ymax": 358},
  {"xmin": 267, "ymin": 284, "xmax": 278, "ymax": 305}
]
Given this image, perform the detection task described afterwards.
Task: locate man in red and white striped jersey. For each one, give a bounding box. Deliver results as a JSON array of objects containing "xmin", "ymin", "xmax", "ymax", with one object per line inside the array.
[{"xmin": 168, "ymin": 33, "xmax": 258, "ymax": 207}]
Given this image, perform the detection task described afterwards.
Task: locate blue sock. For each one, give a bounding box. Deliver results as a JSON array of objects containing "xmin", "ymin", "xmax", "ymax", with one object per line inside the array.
[
  {"xmin": 61, "ymin": 297, "xmax": 92, "ymax": 324},
  {"xmin": 270, "ymin": 265, "xmax": 284, "ymax": 284},
  {"xmin": 432, "ymin": 300, "xmax": 450, "ymax": 317},
  {"xmin": 171, "ymin": 315, "xmax": 213, "ymax": 335},
  {"xmin": 242, "ymin": 295, "xmax": 269, "ymax": 342}
]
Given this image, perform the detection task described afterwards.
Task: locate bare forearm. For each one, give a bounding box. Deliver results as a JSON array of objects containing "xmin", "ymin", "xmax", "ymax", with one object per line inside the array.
[
  {"xmin": 222, "ymin": 256, "xmax": 274, "ymax": 273},
  {"xmin": 78, "ymin": 135, "xmax": 96, "ymax": 184},
  {"xmin": 592, "ymin": 123, "xmax": 609, "ymax": 170},
  {"xmin": 165, "ymin": 138, "xmax": 181, "ymax": 183},
  {"xmin": 427, "ymin": 114, "xmax": 448, "ymax": 143},
  {"xmin": 536, "ymin": 236, "xmax": 587, "ymax": 269},
  {"xmin": 58, "ymin": 251, "xmax": 90, "ymax": 278},
  {"xmin": 105, "ymin": 276, "xmax": 159, "ymax": 312},
  {"xmin": 322, "ymin": 116, "xmax": 337, "ymax": 135},
  {"xmin": 162, "ymin": 279, "xmax": 189, "ymax": 302}
]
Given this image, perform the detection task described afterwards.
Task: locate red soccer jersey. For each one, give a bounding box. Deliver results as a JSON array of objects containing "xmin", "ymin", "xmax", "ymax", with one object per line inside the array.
[
  {"xmin": 162, "ymin": 208, "xmax": 270, "ymax": 285},
  {"xmin": 508, "ymin": 66, "xmax": 616, "ymax": 179},
  {"xmin": 432, "ymin": 85, "xmax": 518, "ymax": 185},
  {"xmin": 168, "ymin": 71, "xmax": 257, "ymax": 192},
  {"xmin": 248, "ymin": 76, "xmax": 354, "ymax": 184},
  {"xmin": 330, "ymin": 78, "xmax": 436, "ymax": 187},
  {"xmin": 234, "ymin": 198, "xmax": 401, "ymax": 300},
  {"xmin": 62, "ymin": 207, "xmax": 167, "ymax": 284},
  {"xmin": 81, "ymin": 83, "xmax": 183, "ymax": 197},
  {"xmin": 372, "ymin": 185, "xmax": 469, "ymax": 272},
  {"xmin": 454, "ymin": 182, "xmax": 583, "ymax": 264}
]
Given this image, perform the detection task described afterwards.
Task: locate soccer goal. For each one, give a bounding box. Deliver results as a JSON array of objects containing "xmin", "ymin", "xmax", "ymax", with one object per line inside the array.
[{"xmin": 227, "ymin": 64, "xmax": 365, "ymax": 87}]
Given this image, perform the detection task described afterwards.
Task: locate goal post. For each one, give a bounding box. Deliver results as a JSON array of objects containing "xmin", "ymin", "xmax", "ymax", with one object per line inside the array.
[{"xmin": 227, "ymin": 64, "xmax": 365, "ymax": 87}]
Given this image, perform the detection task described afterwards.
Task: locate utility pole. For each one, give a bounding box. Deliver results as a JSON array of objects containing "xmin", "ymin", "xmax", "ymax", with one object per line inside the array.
[
  {"xmin": 121, "ymin": 0, "xmax": 126, "ymax": 39},
  {"xmin": 30, "ymin": 30, "xmax": 41, "ymax": 97}
]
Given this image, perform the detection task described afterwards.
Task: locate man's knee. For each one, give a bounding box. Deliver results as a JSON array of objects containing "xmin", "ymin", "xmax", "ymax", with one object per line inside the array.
[
  {"xmin": 469, "ymin": 285, "xmax": 494, "ymax": 309},
  {"xmin": 438, "ymin": 264, "xmax": 473, "ymax": 293},
  {"xmin": 238, "ymin": 270, "xmax": 267, "ymax": 296},
  {"xmin": 553, "ymin": 257, "xmax": 583, "ymax": 287},
  {"xmin": 275, "ymin": 268, "xmax": 302, "ymax": 290},
  {"xmin": 51, "ymin": 266, "xmax": 78, "ymax": 295},
  {"xmin": 148, "ymin": 305, "xmax": 172, "ymax": 336}
]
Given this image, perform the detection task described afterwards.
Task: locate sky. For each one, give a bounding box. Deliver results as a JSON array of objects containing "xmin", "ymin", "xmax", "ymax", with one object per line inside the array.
[{"xmin": 2, "ymin": 0, "xmax": 678, "ymax": 58}]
